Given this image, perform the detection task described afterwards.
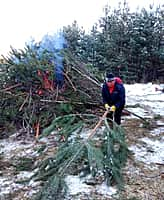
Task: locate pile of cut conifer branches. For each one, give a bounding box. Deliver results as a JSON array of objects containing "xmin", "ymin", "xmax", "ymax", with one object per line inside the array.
[{"xmin": 0, "ymin": 46, "xmax": 102, "ymax": 137}]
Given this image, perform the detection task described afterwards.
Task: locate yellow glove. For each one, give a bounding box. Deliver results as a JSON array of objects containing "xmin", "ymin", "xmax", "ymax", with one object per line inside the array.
[
  {"xmin": 110, "ymin": 105, "xmax": 116, "ymax": 112},
  {"xmin": 105, "ymin": 103, "xmax": 110, "ymax": 110}
]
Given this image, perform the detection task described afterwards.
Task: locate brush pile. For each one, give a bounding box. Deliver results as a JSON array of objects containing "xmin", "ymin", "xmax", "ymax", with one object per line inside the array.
[{"xmin": 0, "ymin": 45, "xmax": 102, "ymax": 137}]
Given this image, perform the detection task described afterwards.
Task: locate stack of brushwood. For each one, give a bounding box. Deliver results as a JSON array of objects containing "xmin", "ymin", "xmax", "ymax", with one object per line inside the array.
[
  {"xmin": 0, "ymin": 46, "xmax": 128, "ymax": 199},
  {"xmin": 0, "ymin": 47, "xmax": 102, "ymax": 137}
]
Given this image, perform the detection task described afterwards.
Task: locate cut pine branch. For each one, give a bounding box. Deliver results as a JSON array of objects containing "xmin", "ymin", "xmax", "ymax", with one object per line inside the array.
[
  {"xmin": 64, "ymin": 72, "xmax": 77, "ymax": 91},
  {"xmin": 124, "ymin": 108, "xmax": 150, "ymax": 124},
  {"xmin": 59, "ymin": 110, "xmax": 108, "ymax": 176},
  {"xmin": 0, "ymin": 83, "xmax": 22, "ymax": 91}
]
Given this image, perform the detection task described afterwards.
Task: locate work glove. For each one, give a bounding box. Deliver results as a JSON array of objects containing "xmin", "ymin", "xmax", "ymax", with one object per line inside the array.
[
  {"xmin": 110, "ymin": 105, "xmax": 116, "ymax": 112},
  {"xmin": 104, "ymin": 103, "xmax": 110, "ymax": 110}
]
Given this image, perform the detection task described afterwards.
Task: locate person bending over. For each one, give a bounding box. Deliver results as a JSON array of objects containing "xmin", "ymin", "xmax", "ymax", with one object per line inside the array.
[{"xmin": 102, "ymin": 73, "xmax": 125, "ymax": 125}]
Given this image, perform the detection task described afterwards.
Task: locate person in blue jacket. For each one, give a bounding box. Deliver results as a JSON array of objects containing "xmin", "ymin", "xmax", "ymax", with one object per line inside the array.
[{"xmin": 102, "ymin": 73, "xmax": 125, "ymax": 125}]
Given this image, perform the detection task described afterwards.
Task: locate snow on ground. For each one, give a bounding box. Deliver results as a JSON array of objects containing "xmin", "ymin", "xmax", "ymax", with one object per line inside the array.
[
  {"xmin": 65, "ymin": 175, "xmax": 91, "ymax": 195},
  {"xmin": 129, "ymin": 137, "xmax": 164, "ymax": 166},
  {"xmin": 0, "ymin": 138, "xmax": 38, "ymax": 159},
  {"xmin": 150, "ymin": 125, "xmax": 164, "ymax": 136},
  {"xmin": 125, "ymin": 83, "xmax": 164, "ymax": 117},
  {"xmin": 125, "ymin": 83, "xmax": 164, "ymax": 167},
  {"xmin": 65, "ymin": 175, "xmax": 117, "ymax": 199}
]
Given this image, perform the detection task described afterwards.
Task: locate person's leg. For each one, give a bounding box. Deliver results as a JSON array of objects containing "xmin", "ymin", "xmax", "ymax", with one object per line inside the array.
[
  {"xmin": 106, "ymin": 112, "xmax": 113, "ymax": 127},
  {"xmin": 114, "ymin": 108, "xmax": 123, "ymax": 125}
]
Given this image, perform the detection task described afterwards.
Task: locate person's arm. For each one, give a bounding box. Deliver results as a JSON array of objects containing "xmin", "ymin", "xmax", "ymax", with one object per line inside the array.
[
  {"xmin": 115, "ymin": 84, "xmax": 125, "ymax": 108},
  {"xmin": 102, "ymin": 85, "xmax": 110, "ymax": 110},
  {"xmin": 102, "ymin": 84, "xmax": 108, "ymax": 104}
]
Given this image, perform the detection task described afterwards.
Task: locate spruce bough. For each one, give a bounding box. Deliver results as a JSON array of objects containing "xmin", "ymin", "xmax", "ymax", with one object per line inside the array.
[{"xmin": 33, "ymin": 114, "xmax": 128, "ymax": 200}]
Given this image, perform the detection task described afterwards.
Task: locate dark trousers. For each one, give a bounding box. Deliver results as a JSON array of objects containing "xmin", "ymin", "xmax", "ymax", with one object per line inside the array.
[{"xmin": 107, "ymin": 107, "xmax": 123, "ymax": 125}]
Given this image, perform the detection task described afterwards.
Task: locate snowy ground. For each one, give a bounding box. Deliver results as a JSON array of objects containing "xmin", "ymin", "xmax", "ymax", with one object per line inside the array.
[
  {"xmin": 121, "ymin": 83, "xmax": 164, "ymax": 200},
  {"xmin": 0, "ymin": 83, "xmax": 164, "ymax": 200},
  {"xmin": 124, "ymin": 83, "xmax": 164, "ymax": 166},
  {"xmin": 125, "ymin": 83, "xmax": 164, "ymax": 117}
]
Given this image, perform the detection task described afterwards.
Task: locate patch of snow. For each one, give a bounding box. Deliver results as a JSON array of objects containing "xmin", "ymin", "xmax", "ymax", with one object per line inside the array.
[
  {"xmin": 0, "ymin": 177, "xmax": 23, "ymax": 195},
  {"xmin": 65, "ymin": 175, "xmax": 116, "ymax": 197},
  {"xmin": 129, "ymin": 137, "xmax": 164, "ymax": 165},
  {"xmin": 95, "ymin": 182, "xmax": 117, "ymax": 196},
  {"xmin": 16, "ymin": 171, "xmax": 34, "ymax": 179},
  {"xmin": 0, "ymin": 139, "xmax": 38, "ymax": 159},
  {"xmin": 150, "ymin": 126, "xmax": 164, "ymax": 136},
  {"xmin": 65, "ymin": 175, "xmax": 91, "ymax": 195},
  {"xmin": 156, "ymin": 120, "xmax": 164, "ymax": 126},
  {"xmin": 125, "ymin": 83, "xmax": 164, "ymax": 116},
  {"xmin": 0, "ymin": 171, "xmax": 40, "ymax": 199}
]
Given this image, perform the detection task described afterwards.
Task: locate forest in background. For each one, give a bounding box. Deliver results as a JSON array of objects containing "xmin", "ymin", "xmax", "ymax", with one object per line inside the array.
[{"xmin": 63, "ymin": 2, "xmax": 164, "ymax": 83}]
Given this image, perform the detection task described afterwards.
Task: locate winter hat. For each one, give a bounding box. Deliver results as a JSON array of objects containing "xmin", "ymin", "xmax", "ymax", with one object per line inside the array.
[{"xmin": 106, "ymin": 73, "xmax": 114, "ymax": 81}]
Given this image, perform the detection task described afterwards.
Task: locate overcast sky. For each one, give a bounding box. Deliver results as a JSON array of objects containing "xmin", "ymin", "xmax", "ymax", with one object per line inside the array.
[{"xmin": 0, "ymin": 0, "xmax": 163, "ymax": 57}]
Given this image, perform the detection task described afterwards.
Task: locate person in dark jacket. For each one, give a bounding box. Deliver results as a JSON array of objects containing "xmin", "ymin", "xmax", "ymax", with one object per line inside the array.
[{"xmin": 102, "ymin": 73, "xmax": 125, "ymax": 125}]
